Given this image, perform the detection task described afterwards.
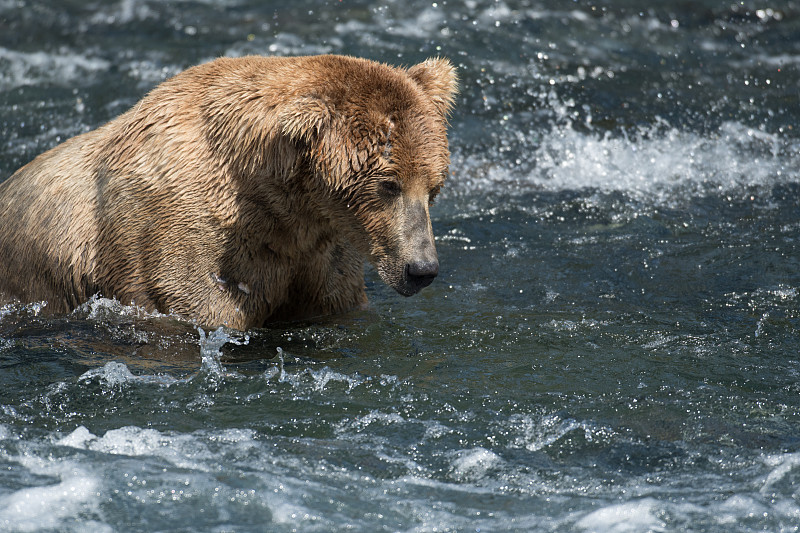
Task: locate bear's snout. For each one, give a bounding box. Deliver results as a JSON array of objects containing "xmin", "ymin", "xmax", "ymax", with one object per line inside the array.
[
  {"xmin": 405, "ymin": 260, "xmax": 439, "ymax": 293},
  {"xmin": 389, "ymin": 198, "xmax": 439, "ymax": 296}
]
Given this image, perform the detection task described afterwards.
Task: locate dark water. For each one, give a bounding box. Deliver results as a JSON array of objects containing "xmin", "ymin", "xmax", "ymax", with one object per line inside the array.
[{"xmin": 2, "ymin": 1, "xmax": 800, "ymax": 531}]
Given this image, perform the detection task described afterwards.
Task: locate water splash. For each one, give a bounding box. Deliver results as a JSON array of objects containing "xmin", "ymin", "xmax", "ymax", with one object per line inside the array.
[
  {"xmin": 453, "ymin": 119, "xmax": 798, "ymax": 207},
  {"xmin": 264, "ymin": 346, "xmax": 370, "ymax": 393},
  {"xmin": 197, "ymin": 326, "xmax": 249, "ymax": 377},
  {"xmin": 75, "ymin": 294, "xmax": 167, "ymax": 322},
  {"xmin": 0, "ymin": 301, "xmax": 47, "ymax": 323},
  {"xmin": 78, "ymin": 361, "xmax": 178, "ymax": 388}
]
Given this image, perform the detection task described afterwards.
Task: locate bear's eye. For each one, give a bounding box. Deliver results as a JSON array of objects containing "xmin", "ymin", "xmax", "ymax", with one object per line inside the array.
[{"xmin": 378, "ymin": 179, "xmax": 402, "ymax": 198}]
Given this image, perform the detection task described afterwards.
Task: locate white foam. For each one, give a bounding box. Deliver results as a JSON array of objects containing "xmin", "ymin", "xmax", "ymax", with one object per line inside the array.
[
  {"xmin": 390, "ymin": 7, "xmax": 447, "ymax": 38},
  {"xmin": 716, "ymin": 495, "xmax": 769, "ymax": 524},
  {"xmin": 79, "ymin": 361, "xmax": 139, "ymax": 386},
  {"xmin": 225, "ymin": 32, "xmax": 334, "ymax": 58},
  {"xmin": 335, "ymin": 410, "xmax": 406, "ymax": 434},
  {"xmin": 13, "ymin": 418, "xmax": 800, "ymax": 532},
  {"xmin": 421, "ymin": 420, "xmax": 454, "ymax": 440},
  {"xmin": 88, "ymin": 0, "xmax": 155, "ymax": 25},
  {"xmin": 392, "ymin": 473, "xmax": 496, "ymax": 495},
  {"xmin": 206, "ymin": 428, "xmax": 258, "ymax": 445},
  {"xmin": 761, "ymin": 452, "xmax": 800, "ymax": 494},
  {"xmin": 454, "ymin": 119, "xmax": 797, "ymax": 205},
  {"xmin": 508, "ymin": 413, "xmax": 609, "ymax": 452},
  {"xmin": 56, "ymin": 425, "xmax": 258, "ymax": 473},
  {"xmin": 731, "ymin": 53, "xmax": 800, "ymax": 68},
  {"xmin": 57, "ymin": 425, "xmax": 211, "ymax": 471},
  {"xmin": 76, "ymin": 294, "xmax": 168, "ymax": 322},
  {"xmin": 4, "ymin": 425, "xmax": 268, "ymax": 531},
  {"xmin": 0, "ymin": 46, "xmax": 110, "ymax": 89},
  {"xmin": 269, "ymin": 501, "xmax": 320, "ymax": 525},
  {"xmin": 574, "ymin": 498, "xmax": 666, "ymax": 532},
  {"xmin": 119, "ymin": 58, "xmax": 184, "ymax": 88},
  {"xmin": 0, "ymin": 450, "xmax": 102, "ymax": 533},
  {"xmin": 754, "ymin": 285, "xmax": 799, "ymax": 304},
  {"xmin": 0, "ymin": 301, "xmax": 47, "ymax": 323},
  {"xmin": 450, "ymin": 447, "xmax": 502, "ymax": 480},
  {"xmin": 56, "ymin": 425, "xmax": 96, "ymax": 448},
  {"xmin": 478, "ymin": 1, "xmax": 514, "ymax": 24},
  {"xmin": 0, "ymin": 474, "xmax": 101, "ymax": 532},
  {"xmin": 88, "ymin": 426, "xmax": 173, "ymax": 456}
]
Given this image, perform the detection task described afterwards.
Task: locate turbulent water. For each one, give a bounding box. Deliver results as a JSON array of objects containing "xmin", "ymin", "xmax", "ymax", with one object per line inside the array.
[{"xmin": 1, "ymin": 1, "xmax": 800, "ymax": 531}]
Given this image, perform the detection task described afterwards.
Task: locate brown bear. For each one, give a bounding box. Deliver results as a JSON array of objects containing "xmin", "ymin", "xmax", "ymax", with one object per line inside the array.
[{"xmin": 0, "ymin": 55, "xmax": 457, "ymax": 330}]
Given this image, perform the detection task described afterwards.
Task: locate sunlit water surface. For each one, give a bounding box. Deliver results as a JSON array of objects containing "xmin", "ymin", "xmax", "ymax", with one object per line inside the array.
[{"xmin": 1, "ymin": 1, "xmax": 799, "ymax": 531}]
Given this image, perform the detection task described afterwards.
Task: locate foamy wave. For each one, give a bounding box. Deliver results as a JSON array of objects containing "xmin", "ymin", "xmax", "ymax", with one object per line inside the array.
[
  {"xmin": 0, "ymin": 46, "xmax": 110, "ymax": 89},
  {"xmin": 87, "ymin": 0, "xmax": 156, "ymax": 25},
  {"xmin": 56, "ymin": 425, "xmax": 214, "ymax": 471},
  {"xmin": 0, "ymin": 475, "xmax": 101, "ymax": 533},
  {"xmin": 760, "ymin": 452, "xmax": 800, "ymax": 494},
  {"xmin": 570, "ymin": 487, "xmax": 800, "ymax": 532},
  {"xmin": 507, "ymin": 413, "xmax": 614, "ymax": 452},
  {"xmin": 453, "ymin": 120, "xmax": 798, "ymax": 204},
  {"xmin": 449, "ymin": 447, "xmax": 503, "ymax": 481},
  {"xmin": 50, "ymin": 424, "xmax": 325, "ymax": 529},
  {"xmin": 575, "ymin": 498, "xmax": 666, "ymax": 533},
  {"xmin": 334, "ymin": 410, "xmax": 406, "ymax": 434},
  {"xmin": 551, "ymin": 121, "xmax": 790, "ymax": 192},
  {"xmin": 0, "ymin": 449, "xmax": 102, "ymax": 533},
  {"xmin": 225, "ymin": 32, "xmax": 335, "ymax": 58}
]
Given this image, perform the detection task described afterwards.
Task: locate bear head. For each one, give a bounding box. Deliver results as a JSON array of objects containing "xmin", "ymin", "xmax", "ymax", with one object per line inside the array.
[{"xmin": 279, "ymin": 56, "xmax": 458, "ymax": 297}]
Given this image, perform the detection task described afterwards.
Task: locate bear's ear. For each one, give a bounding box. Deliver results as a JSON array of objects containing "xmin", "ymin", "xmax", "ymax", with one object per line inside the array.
[
  {"xmin": 278, "ymin": 95, "xmax": 333, "ymax": 144},
  {"xmin": 407, "ymin": 57, "xmax": 459, "ymax": 117}
]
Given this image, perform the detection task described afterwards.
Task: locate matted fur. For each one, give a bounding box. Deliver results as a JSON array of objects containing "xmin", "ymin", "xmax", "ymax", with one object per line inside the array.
[{"xmin": 0, "ymin": 55, "xmax": 457, "ymax": 329}]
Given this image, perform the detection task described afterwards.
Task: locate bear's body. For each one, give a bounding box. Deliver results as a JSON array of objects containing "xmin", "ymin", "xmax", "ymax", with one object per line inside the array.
[{"xmin": 0, "ymin": 55, "xmax": 457, "ymax": 329}]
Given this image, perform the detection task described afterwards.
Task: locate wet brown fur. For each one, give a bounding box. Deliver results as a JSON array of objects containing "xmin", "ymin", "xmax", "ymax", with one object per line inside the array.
[{"xmin": 0, "ymin": 55, "xmax": 457, "ymax": 329}]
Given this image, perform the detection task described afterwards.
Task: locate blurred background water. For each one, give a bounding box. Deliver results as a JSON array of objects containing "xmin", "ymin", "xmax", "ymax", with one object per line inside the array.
[{"xmin": 1, "ymin": 1, "xmax": 800, "ymax": 531}]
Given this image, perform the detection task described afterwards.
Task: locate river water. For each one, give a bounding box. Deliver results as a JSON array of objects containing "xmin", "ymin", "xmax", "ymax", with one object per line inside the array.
[{"xmin": 1, "ymin": 1, "xmax": 799, "ymax": 531}]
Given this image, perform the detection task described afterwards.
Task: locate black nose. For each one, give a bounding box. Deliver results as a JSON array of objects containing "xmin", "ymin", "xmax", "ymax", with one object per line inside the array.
[{"xmin": 406, "ymin": 260, "xmax": 439, "ymax": 291}]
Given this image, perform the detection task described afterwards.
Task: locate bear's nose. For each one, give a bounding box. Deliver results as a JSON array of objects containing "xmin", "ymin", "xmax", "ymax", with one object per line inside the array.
[{"xmin": 406, "ymin": 260, "xmax": 439, "ymax": 290}]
